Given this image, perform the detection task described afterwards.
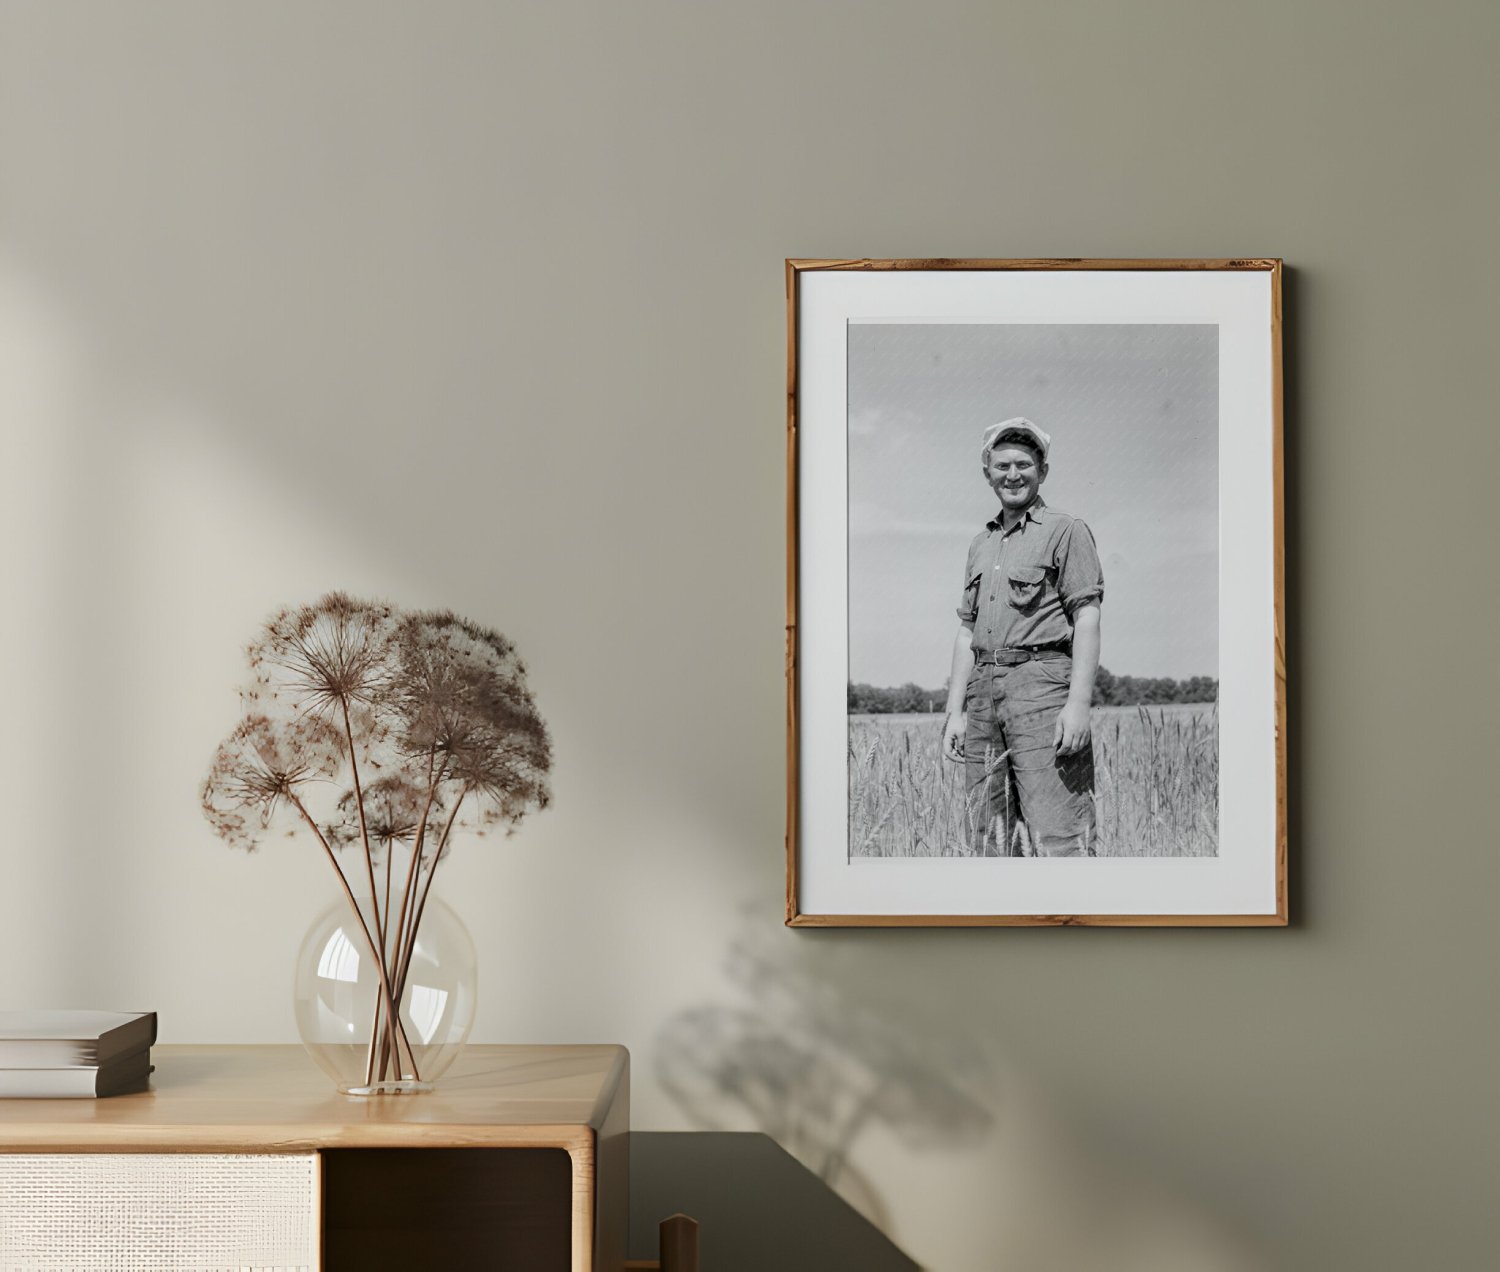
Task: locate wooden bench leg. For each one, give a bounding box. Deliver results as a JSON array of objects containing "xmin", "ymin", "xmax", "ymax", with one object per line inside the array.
[{"xmin": 659, "ymin": 1213, "xmax": 700, "ymax": 1272}]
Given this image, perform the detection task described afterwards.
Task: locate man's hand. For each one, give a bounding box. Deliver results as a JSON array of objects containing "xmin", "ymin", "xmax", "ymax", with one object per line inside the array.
[
  {"xmin": 942, "ymin": 712, "xmax": 966, "ymax": 762},
  {"xmin": 1053, "ymin": 700, "xmax": 1092, "ymax": 755}
]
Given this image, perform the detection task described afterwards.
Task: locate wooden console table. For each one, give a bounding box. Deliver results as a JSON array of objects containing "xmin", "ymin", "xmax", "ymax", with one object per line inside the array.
[{"xmin": 0, "ymin": 1043, "xmax": 630, "ymax": 1272}]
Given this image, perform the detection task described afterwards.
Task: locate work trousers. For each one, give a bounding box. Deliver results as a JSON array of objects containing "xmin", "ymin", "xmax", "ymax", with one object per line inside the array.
[{"xmin": 963, "ymin": 657, "xmax": 1095, "ymax": 856}]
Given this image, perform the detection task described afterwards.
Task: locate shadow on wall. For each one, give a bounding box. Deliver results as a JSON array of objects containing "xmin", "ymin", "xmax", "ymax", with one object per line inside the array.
[
  {"xmin": 655, "ymin": 907, "xmax": 1270, "ymax": 1272},
  {"xmin": 654, "ymin": 907, "xmax": 997, "ymax": 1231}
]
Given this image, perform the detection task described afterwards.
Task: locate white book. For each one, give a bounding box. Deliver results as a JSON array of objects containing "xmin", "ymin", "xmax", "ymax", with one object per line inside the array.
[
  {"xmin": 0, "ymin": 1048, "xmax": 153, "ymax": 1098},
  {"xmin": 0, "ymin": 1010, "xmax": 157, "ymax": 1068}
]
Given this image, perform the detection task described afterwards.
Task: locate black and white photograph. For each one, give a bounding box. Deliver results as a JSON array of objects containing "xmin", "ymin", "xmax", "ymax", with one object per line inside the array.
[
  {"xmin": 788, "ymin": 260, "xmax": 1285, "ymax": 926},
  {"xmin": 847, "ymin": 322, "xmax": 1219, "ymax": 861}
]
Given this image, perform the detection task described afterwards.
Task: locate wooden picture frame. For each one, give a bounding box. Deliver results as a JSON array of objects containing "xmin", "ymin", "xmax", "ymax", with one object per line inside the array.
[{"xmin": 786, "ymin": 259, "xmax": 1285, "ymax": 927}]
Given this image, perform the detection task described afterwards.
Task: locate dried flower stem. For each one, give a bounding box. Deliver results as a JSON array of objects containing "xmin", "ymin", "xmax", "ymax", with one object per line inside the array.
[
  {"xmin": 372, "ymin": 747, "xmax": 443, "ymax": 1084},
  {"xmin": 364, "ymin": 847, "xmax": 397, "ymax": 1085},
  {"xmin": 387, "ymin": 749, "xmax": 441, "ymax": 990},
  {"xmin": 395, "ymin": 783, "xmax": 470, "ymax": 1002},
  {"xmin": 287, "ymin": 790, "xmax": 413, "ymax": 1081},
  {"xmin": 341, "ymin": 699, "xmax": 385, "ymax": 947},
  {"xmin": 338, "ymin": 698, "xmax": 393, "ymax": 1089}
]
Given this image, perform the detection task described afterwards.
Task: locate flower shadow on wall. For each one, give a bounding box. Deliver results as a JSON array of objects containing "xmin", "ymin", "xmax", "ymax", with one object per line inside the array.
[
  {"xmin": 655, "ymin": 911, "xmax": 996, "ymax": 1229},
  {"xmin": 654, "ymin": 919, "xmax": 1272, "ymax": 1272}
]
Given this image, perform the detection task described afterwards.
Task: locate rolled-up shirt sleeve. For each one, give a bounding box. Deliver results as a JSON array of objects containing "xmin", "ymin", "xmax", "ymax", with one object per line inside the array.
[
  {"xmin": 1055, "ymin": 518, "xmax": 1104, "ymax": 615},
  {"xmin": 956, "ymin": 540, "xmax": 980, "ymax": 627}
]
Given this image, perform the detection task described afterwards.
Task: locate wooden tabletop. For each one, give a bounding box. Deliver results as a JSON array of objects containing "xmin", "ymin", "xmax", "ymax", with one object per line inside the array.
[{"xmin": 0, "ymin": 1044, "xmax": 629, "ymax": 1153}]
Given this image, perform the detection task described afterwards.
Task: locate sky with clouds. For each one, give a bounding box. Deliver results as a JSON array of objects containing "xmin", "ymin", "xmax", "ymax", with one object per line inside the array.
[{"xmin": 848, "ymin": 322, "xmax": 1218, "ymax": 686}]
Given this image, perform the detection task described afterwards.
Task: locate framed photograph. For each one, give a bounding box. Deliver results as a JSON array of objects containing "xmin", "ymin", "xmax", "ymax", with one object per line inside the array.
[{"xmin": 786, "ymin": 258, "xmax": 1285, "ymax": 927}]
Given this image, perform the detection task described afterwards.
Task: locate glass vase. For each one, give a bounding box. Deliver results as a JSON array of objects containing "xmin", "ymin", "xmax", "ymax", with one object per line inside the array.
[{"xmin": 293, "ymin": 892, "xmax": 477, "ymax": 1095}]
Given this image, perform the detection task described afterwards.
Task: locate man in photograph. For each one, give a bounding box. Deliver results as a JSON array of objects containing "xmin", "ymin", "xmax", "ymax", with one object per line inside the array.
[{"xmin": 941, "ymin": 418, "xmax": 1104, "ymax": 856}]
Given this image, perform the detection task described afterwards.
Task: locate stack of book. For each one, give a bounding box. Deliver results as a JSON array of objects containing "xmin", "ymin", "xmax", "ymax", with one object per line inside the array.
[{"xmin": 0, "ymin": 1010, "xmax": 157, "ymax": 1098}]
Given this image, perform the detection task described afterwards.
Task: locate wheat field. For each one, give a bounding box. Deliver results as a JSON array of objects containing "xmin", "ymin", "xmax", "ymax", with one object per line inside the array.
[{"xmin": 847, "ymin": 704, "xmax": 1218, "ymax": 858}]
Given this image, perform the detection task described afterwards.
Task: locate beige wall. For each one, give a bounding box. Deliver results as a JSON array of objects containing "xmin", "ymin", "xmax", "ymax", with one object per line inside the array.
[{"xmin": 1, "ymin": 3, "xmax": 1494, "ymax": 1269}]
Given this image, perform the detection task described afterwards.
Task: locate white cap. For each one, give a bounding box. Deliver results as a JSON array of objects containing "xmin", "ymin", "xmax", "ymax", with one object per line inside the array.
[{"xmin": 981, "ymin": 416, "xmax": 1051, "ymax": 461}]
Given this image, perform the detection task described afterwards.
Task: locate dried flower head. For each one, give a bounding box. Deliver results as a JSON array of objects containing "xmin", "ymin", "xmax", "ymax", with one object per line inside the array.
[
  {"xmin": 206, "ymin": 596, "xmax": 551, "ymax": 854},
  {"xmin": 202, "ymin": 714, "xmax": 346, "ymax": 851},
  {"xmin": 245, "ymin": 592, "xmax": 397, "ymax": 721},
  {"xmin": 391, "ymin": 611, "xmax": 552, "ymax": 835},
  {"xmin": 327, "ymin": 774, "xmax": 445, "ymax": 861}
]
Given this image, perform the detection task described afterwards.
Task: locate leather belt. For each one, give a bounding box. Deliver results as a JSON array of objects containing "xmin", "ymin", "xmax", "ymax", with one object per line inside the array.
[{"xmin": 974, "ymin": 645, "xmax": 1070, "ymax": 667}]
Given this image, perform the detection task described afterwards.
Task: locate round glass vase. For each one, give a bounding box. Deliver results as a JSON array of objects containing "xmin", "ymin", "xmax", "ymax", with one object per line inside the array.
[{"xmin": 293, "ymin": 893, "xmax": 477, "ymax": 1095}]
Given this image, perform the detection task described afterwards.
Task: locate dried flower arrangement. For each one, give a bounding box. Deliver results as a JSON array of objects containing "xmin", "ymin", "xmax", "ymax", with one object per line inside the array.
[{"xmin": 202, "ymin": 593, "xmax": 551, "ymax": 1087}]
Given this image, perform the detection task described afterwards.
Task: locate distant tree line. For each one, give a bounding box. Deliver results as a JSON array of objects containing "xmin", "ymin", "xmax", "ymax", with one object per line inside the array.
[
  {"xmin": 847, "ymin": 666, "xmax": 1217, "ymax": 714},
  {"xmin": 847, "ymin": 682, "xmax": 949, "ymax": 714},
  {"xmin": 1092, "ymin": 667, "xmax": 1217, "ymax": 706}
]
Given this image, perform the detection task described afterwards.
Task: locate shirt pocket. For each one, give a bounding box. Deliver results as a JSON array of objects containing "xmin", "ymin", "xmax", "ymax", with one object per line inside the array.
[{"xmin": 1007, "ymin": 565, "xmax": 1048, "ymax": 613}]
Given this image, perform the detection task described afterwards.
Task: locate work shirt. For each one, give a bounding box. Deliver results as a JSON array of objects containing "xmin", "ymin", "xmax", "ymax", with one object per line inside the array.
[{"xmin": 957, "ymin": 499, "xmax": 1104, "ymax": 652}]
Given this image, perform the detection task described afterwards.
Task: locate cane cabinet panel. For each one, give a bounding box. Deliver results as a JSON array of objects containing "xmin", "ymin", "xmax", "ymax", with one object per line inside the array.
[{"xmin": 0, "ymin": 1045, "xmax": 629, "ymax": 1272}]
